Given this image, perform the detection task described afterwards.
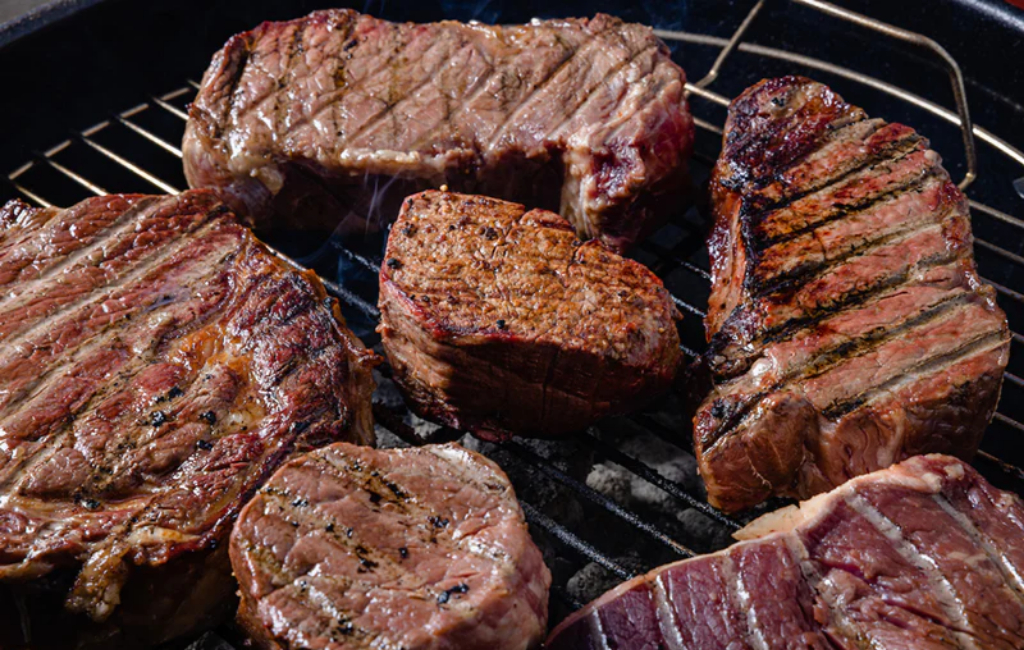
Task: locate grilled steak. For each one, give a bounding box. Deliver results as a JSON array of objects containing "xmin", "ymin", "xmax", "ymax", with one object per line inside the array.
[
  {"xmin": 548, "ymin": 454, "xmax": 1024, "ymax": 649},
  {"xmin": 231, "ymin": 441, "xmax": 550, "ymax": 650},
  {"xmin": 0, "ymin": 191, "xmax": 377, "ymax": 648},
  {"xmin": 694, "ymin": 77, "xmax": 1009, "ymax": 512},
  {"xmin": 183, "ymin": 10, "xmax": 695, "ymax": 252},
  {"xmin": 377, "ymin": 190, "xmax": 682, "ymax": 441}
]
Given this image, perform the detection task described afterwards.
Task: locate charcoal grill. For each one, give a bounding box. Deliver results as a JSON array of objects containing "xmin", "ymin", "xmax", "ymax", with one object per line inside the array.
[{"xmin": 2, "ymin": 0, "xmax": 1024, "ymax": 647}]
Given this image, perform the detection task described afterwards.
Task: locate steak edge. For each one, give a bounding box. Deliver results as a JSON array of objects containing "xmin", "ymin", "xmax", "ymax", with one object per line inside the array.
[
  {"xmin": 695, "ymin": 76, "xmax": 1009, "ymax": 512},
  {"xmin": 547, "ymin": 454, "xmax": 1024, "ymax": 650},
  {"xmin": 0, "ymin": 191, "xmax": 377, "ymax": 648},
  {"xmin": 377, "ymin": 190, "xmax": 682, "ymax": 440},
  {"xmin": 183, "ymin": 10, "xmax": 695, "ymax": 252},
  {"xmin": 230, "ymin": 441, "xmax": 550, "ymax": 650}
]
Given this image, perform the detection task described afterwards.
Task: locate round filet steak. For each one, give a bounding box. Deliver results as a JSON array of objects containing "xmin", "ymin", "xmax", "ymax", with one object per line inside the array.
[
  {"xmin": 0, "ymin": 191, "xmax": 377, "ymax": 648},
  {"xmin": 377, "ymin": 190, "xmax": 683, "ymax": 441},
  {"xmin": 230, "ymin": 442, "xmax": 551, "ymax": 650}
]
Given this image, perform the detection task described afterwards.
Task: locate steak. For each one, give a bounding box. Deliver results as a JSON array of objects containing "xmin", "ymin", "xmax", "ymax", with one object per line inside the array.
[
  {"xmin": 0, "ymin": 191, "xmax": 377, "ymax": 648},
  {"xmin": 547, "ymin": 454, "xmax": 1024, "ymax": 650},
  {"xmin": 182, "ymin": 9, "xmax": 695, "ymax": 252},
  {"xmin": 230, "ymin": 441, "xmax": 550, "ymax": 650},
  {"xmin": 377, "ymin": 190, "xmax": 682, "ymax": 441},
  {"xmin": 694, "ymin": 77, "xmax": 1009, "ymax": 512}
]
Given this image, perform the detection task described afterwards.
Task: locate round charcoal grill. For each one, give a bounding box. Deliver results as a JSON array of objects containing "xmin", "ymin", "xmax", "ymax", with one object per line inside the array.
[{"xmin": 1, "ymin": 1, "xmax": 1024, "ymax": 647}]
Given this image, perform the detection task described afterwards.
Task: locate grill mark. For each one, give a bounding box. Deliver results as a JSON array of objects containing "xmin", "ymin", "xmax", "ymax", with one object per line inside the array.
[
  {"xmin": 846, "ymin": 493, "xmax": 983, "ymax": 650},
  {"xmin": 749, "ymin": 191, "xmax": 951, "ymax": 298},
  {"xmin": 276, "ymin": 19, "xmax": 358, "ymax": 146},
  {"xmin": 0, "ymin": 203, "xmax": 97, "ymax": 275},
  {"xmin": 932, "ymin": 494, "xmax": 1024, "ymax": 604},
  {"xmin": 222, "ymin": 35, "xmax": 255, "ymax": 135},
  {"xmin": 272, "ymin": 20, "xmax": 308, "ymax": 141},
  {"xmin": 405, "ymin": 55, "xmax": 498, "ymax": 152},
  {"xmin": 706, "ymin": 276, "xmax": 971, "ymax": 447},
  {"xmin": 754, "ymin": 160, "xmax": 938, "ymax": 252},
  {"xmin": 0, "ymin": 197, "xmax": 213, "ymax": 346},
  {"xmin": 75, "ymin": 271, "xmax": 246, "ymax": 498},
  {"xmin": 539, "ymin": 42, "xmax": 659, "ymax": 145},
  {"xmin": 765, "ymin": 117, "xmax": 883, "ymax": 181},
  {"xmin": 0, "ymin": 196, "xmax": 162, "ymax": 316},
  {"xmin": 240, "ymin": 539, "xmax": 373, "ymax": 647},
  {"xmin": 0, "ymin": 218, "xmax": 226, "ymax": 417},
  {"xmin": 823, "ymin": 328, "xmax": 1007, "ymax": 419},
  {"xmin": 484, "ymin": 25, "xmax": 612, "ymax": 149},
  {"xmin": 712, "ymin": 256, "xmax": 966, "ymax": 384},
  {"xmin": 258, "ymin": 485, "xmax": 410, "ymax": 583},
  {"xmin": 650, "ymin": 574, "xmax": 686, "ymax": 650},
  {"xmin": 742, "ymin": 130, "xmax": 923, "ymax": 223},
  {"xmin": 0, "ymin": 230, "xmax": 239, "ymax": 494},
  {"xmin": 342, "ymin": 35, "xmax": 474, "ymax": 147},
  {"xmin": 313, "ymin": 449, "xmax": 515, "ymax": 567}
]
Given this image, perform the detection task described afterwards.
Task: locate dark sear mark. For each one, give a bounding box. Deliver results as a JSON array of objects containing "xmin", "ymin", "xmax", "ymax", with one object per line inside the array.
[
  {"xmin": 368, "ymin": 491, "xmax": 382, "ymax": 504},
  {"xmin": 437, "ymin": 583, "xmax": 470, "ymax": 605},
  {"xmin": 168, "ymin": 386, "xmax": 185, "ymax": 399},
  {"xmin": 325, "ymin": 523, "xmax": 335, "ymax": 533}
]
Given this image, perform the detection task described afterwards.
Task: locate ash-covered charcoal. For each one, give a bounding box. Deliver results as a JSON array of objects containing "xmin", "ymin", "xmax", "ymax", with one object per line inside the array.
[
  {"xmin": 566, "ymin": 559, "xmax": 643, "ymax": 606},
  {"xmin": 585, "ymin": 422, "xmax": 734, "ymax": 552}
]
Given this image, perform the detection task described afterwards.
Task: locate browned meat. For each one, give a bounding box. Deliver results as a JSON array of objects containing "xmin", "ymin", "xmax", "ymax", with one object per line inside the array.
[
  {"xmin": 377, "ymin": 190, "xmax": 682, "ymax": 441},
  {"xmin": 0, "ymin": 192, "xmax": 377, "ymax": 648},
  {"xmin": 182, "ymin": 10, "xmax": 695, "ymax": 252},
  {"xmin": 547, "ymin": 454, "xmax": 1024, "ymax": 650},
  {"xmin": 231, "ymin": 441, "xmax": 550, "ymax": 650},
  {"xmin": 695, "ymin": 77, "xmax": 1009, "ymax": 512}
]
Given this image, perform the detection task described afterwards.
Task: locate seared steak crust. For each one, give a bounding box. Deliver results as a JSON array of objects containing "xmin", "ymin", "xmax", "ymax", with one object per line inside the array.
[
  {"xmin": 183, "ymin": 10, "xmax": 694, "ymax": 252},
  {"xmin": 377, "ymin": 190, "xmax": 682, "ymax": 441},
  {"xmin": 231, "ymin": 442, "xmax": 550, "ymax": 650},
  {"xmin": 547, "ymin": 454, "xmax": 1024, "ymax": 650},
  {"xmin": 0, "ymin": 192, "xmax": 376, "ymax": 647},
  {"xmin": 696, "ymin": 77, "xmax": 1009, "ymax": 512}
]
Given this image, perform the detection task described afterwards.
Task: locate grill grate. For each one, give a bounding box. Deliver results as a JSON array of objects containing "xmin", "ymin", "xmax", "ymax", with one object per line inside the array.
[{"xmin": 4, "ymin": 1, "xmax": 1024, "ymax": 645}]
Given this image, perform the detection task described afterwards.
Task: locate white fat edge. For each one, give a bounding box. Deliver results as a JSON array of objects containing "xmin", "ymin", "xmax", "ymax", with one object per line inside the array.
[
  {"xmin": 124, "ymin": 525, "xmax": 200, "ymax": 546},
  {"xmin": 650, "ymin": 573, "xmax": 687, "ymax": 650},
  {"xmin": 728, "ymin": 553, "xmax": 771, "ymax": 650},
  {"xmin": 932, "ymin": 493, "xmax": 1024, "ymax": 598},
  {"xmin": 735, "ymin": 457, "xmax": 960, "ymax": 542}
]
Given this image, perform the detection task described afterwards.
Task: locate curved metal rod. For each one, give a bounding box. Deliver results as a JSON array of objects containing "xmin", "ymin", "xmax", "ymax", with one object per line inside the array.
[
  {"xmin": 791, "ymin": 0, "xmax": 976, "ymax": 190},
  {"xmin": 693, "ymin": 0, "xmax": 766, "ymax": 89},
  {"xmin": 654, "ymin": 30, "xmax": 1024, "ymax": 180}
]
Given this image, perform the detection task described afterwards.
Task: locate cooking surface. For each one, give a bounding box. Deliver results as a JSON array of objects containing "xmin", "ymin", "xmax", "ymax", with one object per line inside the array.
[{"xmin": 1, "ymin": 1, "xmax": 1024, "ymax": 647}]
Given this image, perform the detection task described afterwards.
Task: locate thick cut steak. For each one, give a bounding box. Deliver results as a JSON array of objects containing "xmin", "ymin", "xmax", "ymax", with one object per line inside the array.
[
  {"xmin": 183, "ymin": 10, "xmax": 694, "ymax": 252},
  {"xmin": 377, "ymin": 190, "xmax": 682, "ymax": 441},
  {"xmin": 0, "ymin": 192, "xmax": 376, "ymax": 648},
  {"xmin": 547, "ymin": 454, "xmax": 1024, "ymax": 650},
  {"xmin": 231, "ymin": 442, "xmax": 550, "ymax": 650},
  {"xmin": 695, "ymin": 77, "xmax": 1009, "ymax": 512}
]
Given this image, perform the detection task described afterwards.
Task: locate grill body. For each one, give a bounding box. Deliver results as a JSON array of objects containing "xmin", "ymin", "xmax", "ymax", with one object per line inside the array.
[{"xmin": 1, "ymin": 1, "xmax": 1023, "ymax": 648}]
